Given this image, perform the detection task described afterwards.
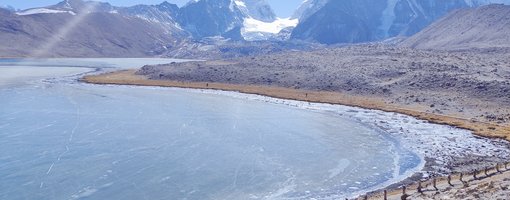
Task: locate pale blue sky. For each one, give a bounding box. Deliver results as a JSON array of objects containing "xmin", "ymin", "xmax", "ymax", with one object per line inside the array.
[{"xmin": 1, "ymin": 0, "xmax": 303, "ymax": 17}]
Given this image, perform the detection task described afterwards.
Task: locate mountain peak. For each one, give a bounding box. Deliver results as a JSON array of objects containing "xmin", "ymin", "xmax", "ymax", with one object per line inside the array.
[
  {"xmin": 0, "ymin": 5, "xmax": 16, "ymax": 12},
  {"xmin": 154, "ymin": 1, "xmax": 179, "ymax": 12},
  {"xmin": 52, "ymin": 0, "xmax": 113, "ymax": 13},
  {"xmin": 178, "ymin": 0, "xmax": 245, "ymax": 38},
  {"xmin": 235, "ymin": 0, "xmax": 276, "ymax": 22},
  {"xmin": 158, "ymin": 1, "xmax": 176, "ymax": 7},
  {"xmin": 291, "ymin": 0, "xmax": 329, "ymax": 20}
]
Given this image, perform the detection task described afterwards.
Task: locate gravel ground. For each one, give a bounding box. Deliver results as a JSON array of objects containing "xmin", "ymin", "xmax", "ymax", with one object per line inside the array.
[{"xmin": 138, "ymin": 45, "xmax": 510, "ymax": 126}]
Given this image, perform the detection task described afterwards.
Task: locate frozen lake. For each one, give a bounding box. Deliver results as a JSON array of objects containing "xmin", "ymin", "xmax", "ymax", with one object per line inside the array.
[{"xmin": 0, "ymin": 59, "xmax": 421, "ymax": 200}]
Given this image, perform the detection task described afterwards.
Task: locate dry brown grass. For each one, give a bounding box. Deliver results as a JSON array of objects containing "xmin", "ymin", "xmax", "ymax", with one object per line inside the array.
[{"xmin": 82, "ymin": 70, "xmax": 510, "ymax": 141}]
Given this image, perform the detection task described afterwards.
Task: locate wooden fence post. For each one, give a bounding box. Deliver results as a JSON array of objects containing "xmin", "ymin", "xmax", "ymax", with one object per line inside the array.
[
  {"xmin": 447, "ymin": 175, "xmax": 453, "ymax": 186},
  {"xmin": 384, "ymin": 190, "xmax": 387, "ymax": 200},
  {"xmin": 433, "ymin": 178, "xmax": 438, "ymax": 191},
  {"xmin": 401, "ymin": 186, "xmax": 408, "ymax": 200},
  {"xmin": 496, "ymin": 163, "xmax": 501, "ymax": 173},
  {"xmin": 417, "ymin": 181, "xmax": 423, "ymax": 193}
]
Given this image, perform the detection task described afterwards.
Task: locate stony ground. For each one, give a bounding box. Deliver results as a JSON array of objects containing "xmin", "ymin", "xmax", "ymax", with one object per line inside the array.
[
  {"xmin": 375, "ymin": 167, "xmax": 510, "ymax": 200},
  {"xmin": 138, "ymin": 45, "xmax": 510, "ymax": 126}
]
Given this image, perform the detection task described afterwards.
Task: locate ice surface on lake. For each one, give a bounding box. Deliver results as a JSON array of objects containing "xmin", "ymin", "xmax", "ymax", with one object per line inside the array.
[
  {"xmin": 0, "ymin": 59, "xmax": 421, "ymax": 200},
  {"xmin": 0, "ymin": 58, "xmax": 191, "ymax": 69},
  {"xmin": 0, "ymin": 66, "xmax": 90, "ymax": 87}
]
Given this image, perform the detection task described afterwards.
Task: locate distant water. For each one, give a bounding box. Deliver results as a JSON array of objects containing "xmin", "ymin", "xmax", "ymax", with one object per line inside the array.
[{"xmin": 0, "ymin": 59, "xmax": 420, "ymax": 200}]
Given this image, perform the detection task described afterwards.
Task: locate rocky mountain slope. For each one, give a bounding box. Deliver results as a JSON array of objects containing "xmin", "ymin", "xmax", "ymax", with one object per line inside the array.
[
  {"xmin": 401, "ymin": 4, "xmax": 510, "ymax": 50},
  {"xmin": 0, "ymin": 0, "xmax": 304, "ymax": 57},
  {"xmin": 0, "ymin": 3, "xmax": 180, "ymax": 57},
  {"xmin": 116, "ymin": 1, "xmax": 185, "ymax": 35},
  {"xmin": 235, "ymin": 0, "xmax": 276, "ymax": 22},
  {"xmin": 291, "ymin": 0, "xmax": 510, "ymax": 44},
  {"xmin": 291, "ymin": 0, "xmax": 328, "ymax": 20}
]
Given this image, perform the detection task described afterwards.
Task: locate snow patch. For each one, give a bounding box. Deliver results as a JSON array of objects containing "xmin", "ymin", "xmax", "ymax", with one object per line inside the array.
[
  {"xmin": 241, "ymin": 17, "xmax": 298, "ymax": 40},
  {"xmin": 407, "ymin": 0, "xmax": 425, "ymax": 17},
  {"xmin": 16, "ymin": 8, "xmax": 76, "ymax": 16},
  {"xmin": 242, "ymin": 17, "xmax": 298, "ymax": 34},
  {"xmin": 378, "ymin": 0, "xmax": 399, "ymax": 38},
  {"xmin": 234, "ymin": 0, "xmax": 247, "ymax": 8}
]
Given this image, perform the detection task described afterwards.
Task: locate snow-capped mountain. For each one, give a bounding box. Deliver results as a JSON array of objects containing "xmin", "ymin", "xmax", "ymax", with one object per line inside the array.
[
  {"xmin": 177, "ymin": 0, "xmax": 245, "ymax": 39},
  {"xmin": 16, "ymin": 0, "xmax": 187, "ymax": 37},
  {"xmin": 234, "ymin": 0, "xmax": 276, "ymax": 22},
  {"xmin": 0, "ymin": 5, "xmax": 16, "ymax": 12},
  {"xmin": 49, "ymin": 0, "xmax": 114, "ymax": 13},
  {"xmin": 11, "ymin": 0, "xmax": 297, "ymax": 41},
  {"xmin": 235, "ymin": 0, "xmax": 297, "ymax": 41},
  {"xmin": 116, "ymin": 1, "xmax": 187, "ymax": 37},
  {"xmin": 291, "ymin": 0, "xmax": 510, "ymax": 44},
  {"xmin": 16, "ymin": 0, "xmax": 114, "ymax": 16},
  {"xmin": 178, "ymin": 0, "xmax": 294, "ymax": 41}
]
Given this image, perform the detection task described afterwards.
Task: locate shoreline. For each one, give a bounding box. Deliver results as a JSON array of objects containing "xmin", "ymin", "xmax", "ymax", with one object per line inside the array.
[
  {"xmin": 82, "ymin": 69, "xmax": 510, "ymax": 141},
  {"xmin": 82, "ymin": 69, "xmax": 510, "ymax": 199}
]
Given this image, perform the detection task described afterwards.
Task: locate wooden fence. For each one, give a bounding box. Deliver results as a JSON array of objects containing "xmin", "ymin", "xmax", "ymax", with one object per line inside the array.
[{"xmin": 349, "ymin": 162, "xmax": 510, "ymax": 200}]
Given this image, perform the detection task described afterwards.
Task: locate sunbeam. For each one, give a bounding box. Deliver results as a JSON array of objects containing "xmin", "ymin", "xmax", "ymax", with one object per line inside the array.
[{"xmin": 31, "ymin": 2, "xmax": 98, "ymax": 57}]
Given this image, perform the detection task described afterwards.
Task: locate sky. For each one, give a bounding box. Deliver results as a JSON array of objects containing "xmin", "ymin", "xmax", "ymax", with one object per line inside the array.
[{"xmin": 0, "ymin": 0, "xmax": 303, "ymax": 17}]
